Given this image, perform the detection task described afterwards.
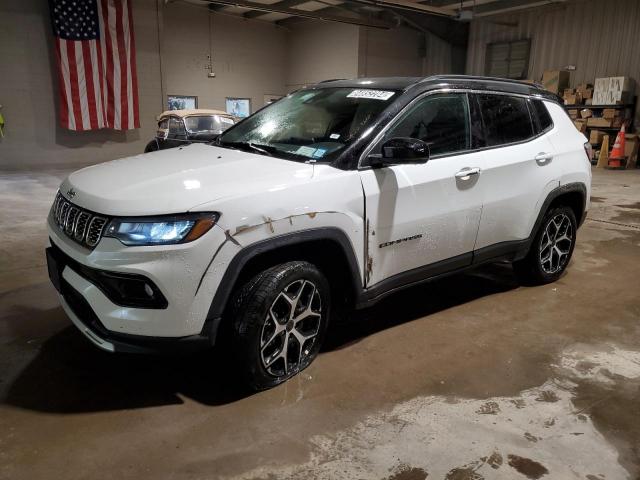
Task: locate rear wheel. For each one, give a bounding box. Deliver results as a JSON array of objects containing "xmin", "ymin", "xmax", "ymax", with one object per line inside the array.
[
  {"xmin": 514, "ymin": 206, "xmax": 577, "ymax": 285},
  {"xmin": 229, "ymin": 261, "xmax": 330, "ymax": 390}
]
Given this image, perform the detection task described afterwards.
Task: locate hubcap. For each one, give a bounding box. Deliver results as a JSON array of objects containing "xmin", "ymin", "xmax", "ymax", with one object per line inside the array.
[
  {"xmin": 260, "ymin": 279, "xmax": 322, "ymax": 377},
  {"xmin": 539, "ymin": 213, "xmax": 573, "ymax": 274}
]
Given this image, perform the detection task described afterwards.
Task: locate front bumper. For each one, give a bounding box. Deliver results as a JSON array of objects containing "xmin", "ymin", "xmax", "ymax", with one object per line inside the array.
[
  {"xmin": 47, "ymin": 214, "xmax": 238, "ymax": 347},
  {"xmin": 48, "ymin": 244, "xmax": 214, "ymax": 353}
]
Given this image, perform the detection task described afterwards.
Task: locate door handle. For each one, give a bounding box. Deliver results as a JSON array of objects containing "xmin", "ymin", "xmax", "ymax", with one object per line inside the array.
[
  {"xmin": 535, "ymin": 152, "xmax": 553, "ymax": 164},
  {"xmin": 455, "ymin": 167, "xmax": 481, "ymax": 179}
]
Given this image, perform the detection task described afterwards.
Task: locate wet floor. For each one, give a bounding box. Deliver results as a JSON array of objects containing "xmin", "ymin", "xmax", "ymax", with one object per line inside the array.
[{"xmin": 1, "ymin": 168, "xmax": 639, "ymax": 479}]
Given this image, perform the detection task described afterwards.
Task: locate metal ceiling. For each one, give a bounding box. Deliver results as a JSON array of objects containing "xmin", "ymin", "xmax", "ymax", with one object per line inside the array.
[{"xmin": 193, "ymin": 0, "xmax": 570, "ymax": 30}]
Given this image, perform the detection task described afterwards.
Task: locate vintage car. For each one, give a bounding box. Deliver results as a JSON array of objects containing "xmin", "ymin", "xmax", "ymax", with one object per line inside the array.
[{"xmin": 144, "ymin": 109, "xmax": 236, "ymax": 152}]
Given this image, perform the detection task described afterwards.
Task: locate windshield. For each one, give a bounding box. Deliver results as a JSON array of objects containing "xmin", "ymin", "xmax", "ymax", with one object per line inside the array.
[
  {"xmin": 185, "ymin": 115, "xmax": 235, "ymax": 134},
  {"xmin": 217, "ymin": 87, "xmax": 398, "ymax": 162}
]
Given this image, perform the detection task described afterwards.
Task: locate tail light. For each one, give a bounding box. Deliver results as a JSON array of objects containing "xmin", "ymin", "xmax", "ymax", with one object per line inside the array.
[{"xmin": 584, "ymin": 142, "xmax": 593, "ymax": 164}]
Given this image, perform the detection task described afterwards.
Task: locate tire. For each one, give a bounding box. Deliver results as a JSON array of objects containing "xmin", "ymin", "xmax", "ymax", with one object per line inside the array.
[
  {"xmin": 228, "ymin": 261, "xmax": 330, "ymax": 390},
  {"xmin": 514, "ymin": 206, "xmax": 577, "ymax": 285},
  {"xmin": 144, "ymin": 141, "xmax": 159, "ymax": 153}
]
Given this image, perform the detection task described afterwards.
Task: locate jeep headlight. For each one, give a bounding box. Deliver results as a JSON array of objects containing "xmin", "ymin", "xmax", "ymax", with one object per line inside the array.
[{"xmin": 104, "ymin": 213, "xmax": 219, "ymax": 246}]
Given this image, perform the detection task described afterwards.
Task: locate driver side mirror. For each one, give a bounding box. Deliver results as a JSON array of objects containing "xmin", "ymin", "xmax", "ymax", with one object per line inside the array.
[{"xmin": 368, "ymin": 137, "xmax": 430, "ymax": 168}]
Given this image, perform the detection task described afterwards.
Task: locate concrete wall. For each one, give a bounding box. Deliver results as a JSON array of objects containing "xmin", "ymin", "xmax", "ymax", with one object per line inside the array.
[
  {"xmin": 0, "ymin": 0, "xmax": 457, "ymax": 169},
  {"xmin": 0, "ymin": 0, "xmax": 162, "ymax": 169},
  {"xmin": 0, "ymin": 0, "xmax": 286, "ymax": 169},
  {"xmin": 162, "ymin": 2, "xmax": 287, "ymax": 115},
  {"xmin": 285, "ymin": 21, "xmax": 360, "ymax": 90}
]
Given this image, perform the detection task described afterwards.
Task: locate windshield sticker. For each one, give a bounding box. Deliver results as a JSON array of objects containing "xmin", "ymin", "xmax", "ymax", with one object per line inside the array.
[
  {"xmin": 347, "ymin": 89, "xmax": 395, "ymax": 101},
  {"xmin": 312, "ymin": 148, "xmax": 327, "ymax": 158},
  {"xmin": 219, "ymin": 117, "xmax": 234, "ymax": 124},
  {"xmin": 329, "ymin": 133, "xmax": 341, "ymax": 140},
  {"xmin": 295, "ymin": 146, "xmax": 317, "ymax": 157}
]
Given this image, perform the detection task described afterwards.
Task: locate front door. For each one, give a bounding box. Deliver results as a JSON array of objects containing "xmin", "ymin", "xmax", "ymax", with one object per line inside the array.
[{"xmin": 359, "ymin": 92, "xmax": 484, "ymax": 287}]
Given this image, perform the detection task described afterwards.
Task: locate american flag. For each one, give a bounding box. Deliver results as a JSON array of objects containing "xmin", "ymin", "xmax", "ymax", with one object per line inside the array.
[{"xmin": 49, "ymin": 0, "xmax": 139, "ymax": 131}]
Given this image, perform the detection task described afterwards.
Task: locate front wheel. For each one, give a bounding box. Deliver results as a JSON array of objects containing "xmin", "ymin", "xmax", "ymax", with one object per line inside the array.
[
  {"xmin": 514, "ymin": 206, "xmax": 577, "ymax": 285},
  {"xmin": 229, "ymin": 261, "xmax": 330, "ymax": 390},
  {"xmin": 144, "ymin": 140, "xmax": 159, "ymax": 153}
]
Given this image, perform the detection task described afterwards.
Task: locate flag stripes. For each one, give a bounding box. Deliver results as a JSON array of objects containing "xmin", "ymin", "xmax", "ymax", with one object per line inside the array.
[{"xmin": 50, "ymin": 0, "xmax": 139, "ymax": 131}]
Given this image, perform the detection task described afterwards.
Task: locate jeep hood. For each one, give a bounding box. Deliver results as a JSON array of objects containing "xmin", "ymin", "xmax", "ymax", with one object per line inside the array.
[{"xmin": 60, "ymin": 143, "xmax": 314, "ymax": 216}]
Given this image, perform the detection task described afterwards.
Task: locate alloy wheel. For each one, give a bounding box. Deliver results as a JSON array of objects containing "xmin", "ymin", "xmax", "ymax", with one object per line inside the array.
[
  {"xmin": 539, "ymin": 213, "xmax": 573, "ymax": 274},
  {"xmin": 260, "ymin": 279, "xmax": 322, "ymax": 377}
]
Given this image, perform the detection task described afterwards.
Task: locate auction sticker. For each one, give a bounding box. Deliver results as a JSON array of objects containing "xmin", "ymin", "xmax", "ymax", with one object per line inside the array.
[{"xmin": 347, "ymin": 89, "xmax": 395, "ymax": 101}]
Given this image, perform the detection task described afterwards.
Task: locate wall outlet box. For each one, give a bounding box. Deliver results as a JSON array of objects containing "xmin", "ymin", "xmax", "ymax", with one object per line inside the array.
[{"xmin": 207, "ymin": 72, "xmax": 216, "ymax": 78}]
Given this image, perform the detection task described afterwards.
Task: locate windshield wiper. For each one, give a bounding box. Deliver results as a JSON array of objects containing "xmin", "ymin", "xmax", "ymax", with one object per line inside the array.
[{"xmin": 218, "ymin": 141, "xmax": 275, "ymax": 157}]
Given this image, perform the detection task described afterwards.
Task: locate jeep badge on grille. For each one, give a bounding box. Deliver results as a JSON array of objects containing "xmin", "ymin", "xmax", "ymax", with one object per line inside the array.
[{"xmin": 67, "ymin": 188, "xmax": 77, "ymax": 198}]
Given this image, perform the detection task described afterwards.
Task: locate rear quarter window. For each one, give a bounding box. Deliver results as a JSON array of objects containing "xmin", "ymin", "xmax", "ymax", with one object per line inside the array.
[
  {"xmin": 477, "ymin": 94, "xmax": 534, "ymax": 146},
  {"xmin": 531, "ymin": 99, "xmax": 554, "ymax": 133}
]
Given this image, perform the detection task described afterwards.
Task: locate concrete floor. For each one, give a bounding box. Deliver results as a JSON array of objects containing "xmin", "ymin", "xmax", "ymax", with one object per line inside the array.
[{"xmin": 1, "ymin": 167, "xmax": 639, "ymax": 480}]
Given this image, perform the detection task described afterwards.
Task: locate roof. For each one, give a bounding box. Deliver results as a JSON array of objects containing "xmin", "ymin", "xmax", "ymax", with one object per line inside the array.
[
  {"xmin": 158, "ymin": 109, "xmax": 233, "ymax": 119},
  {"xmin": 312, "ymin": 77, "xmax": 424, "ymax": 91},
  {"xmin": 311, "ymin": 75, "xmax": 555, "ymax": 100}
]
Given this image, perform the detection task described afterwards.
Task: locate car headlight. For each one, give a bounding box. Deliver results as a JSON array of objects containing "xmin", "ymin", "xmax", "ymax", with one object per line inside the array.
[{"xmin": 104, "ymin": 213, "xmax": 219, "ymax": 246}]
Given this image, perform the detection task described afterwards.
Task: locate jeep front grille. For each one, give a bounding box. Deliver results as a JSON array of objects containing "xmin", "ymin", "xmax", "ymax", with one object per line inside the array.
[{"xmin": 51, "ymin": 192, "xmax": 109, "ymax": 249}]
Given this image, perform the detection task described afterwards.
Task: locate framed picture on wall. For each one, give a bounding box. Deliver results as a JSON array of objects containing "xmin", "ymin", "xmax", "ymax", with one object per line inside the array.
[
  {"xmin": 167, "ymin": 95, "xmax": 198, "ymax": 111},
  {"xmin": 226, "ymin": 98, "xmax": 251, "ymax": 118}
]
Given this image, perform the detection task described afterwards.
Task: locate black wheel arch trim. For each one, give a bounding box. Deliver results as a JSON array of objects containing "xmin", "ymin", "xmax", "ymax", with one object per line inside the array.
[
  {"xmin": 529, "ymin": 182, "xmax": 587, "ymax": 238},
  {"xmin": 204, "ymin": 227, "xmax": 363, "ymax": 341},
  {"xmin": 204, "ymin": 182, "xmax": 587, "ymax": 343}
]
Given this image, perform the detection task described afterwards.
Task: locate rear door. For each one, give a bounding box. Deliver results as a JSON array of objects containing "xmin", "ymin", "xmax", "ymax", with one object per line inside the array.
[
  {"xmin": 359, "ymin": 92, "xmax": 484, "ymax": 286},
  {"xmin": 473, "ymin": 93, "xmax": 561, "ymax": 252}
]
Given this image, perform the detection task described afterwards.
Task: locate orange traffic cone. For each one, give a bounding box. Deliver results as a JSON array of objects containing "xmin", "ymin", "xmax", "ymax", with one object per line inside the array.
[{"xmin": 608, "ymin": 124, "xmax": 626, "ymax": 168}]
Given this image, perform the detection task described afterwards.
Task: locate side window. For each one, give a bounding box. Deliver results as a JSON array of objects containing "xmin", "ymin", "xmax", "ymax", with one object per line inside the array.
[
  {"xmin": 477, "ymin": 94, "xmax": 534, "ymax": 146},
  {"xmin": 157, "ymin": 118, "xmax": 168, "ymax": 137},
  {"xmin": 378, "ymin": 93, "xmax": 470, "ymax": 157},
  {"xmin": 531, "ymin": 99, "xmax": 553, "ymax": 133},
  {"xmin": 168, "ymin": 117, "xmax": 186, "ymax": 138}
]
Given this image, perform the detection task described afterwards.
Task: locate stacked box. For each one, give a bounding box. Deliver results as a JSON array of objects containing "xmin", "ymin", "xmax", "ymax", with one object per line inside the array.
[
  {"xmin": 602, "ymin": 108, "xmax": 621, "ymax": 119},
  {"xmin": 589, "ymin": 130, "xmax": 606, "ymax": 144},
  {"xmin": 542, "ymin": 70, "xmax": 570, "ymax": 95},
  {"xmin": 574, "ymin": 120, "xmax": 587, "ymax": 133},
  {"xmin": 587, "ymin": 117, "xmax": 613, "ymax": 127},
  {"xmin": 576, "ymin": 83, "xmax": 593, "ymax": 100}
]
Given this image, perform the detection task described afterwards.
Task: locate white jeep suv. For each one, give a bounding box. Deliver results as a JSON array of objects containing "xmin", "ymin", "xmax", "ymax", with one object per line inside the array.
[{"xmin": 47, "ymin": 76, "xmax": 591, "ymax": 389}]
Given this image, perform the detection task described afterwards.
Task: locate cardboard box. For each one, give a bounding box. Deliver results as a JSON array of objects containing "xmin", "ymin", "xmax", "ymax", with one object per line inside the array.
[
  {"xmin": 574, "ymin": 120, "xmax": 587, "ymax": 133},
  {"xmin": 569, "ymin": 111, "xmax": 578, "ymax": 119},
  {"xmin": 625, "ymin": 134, "xmax": 639, "ymax": 169},
  {"xmin": 580, "ymin": 109, "xmax": 593, "ymax": 119},
  {"xmin": 542, "ymin": 70, "xmax": 570, "ymax": 95},
  {"xmin": 602, "ymin": 108, "xmax": 621, "ymax": 119},
  {"xmin": 589, "ymin": 130, "xmax": 606, "ymax": 144},
  {"xmin": 576, "ymin": 84, "xmax": 593, "ymax": 99},
  {"xmin": 587, "ymin": 117, "xmax": 613, "ymax": 127},
  {"xmin": 564, "ymin": 93, "xmax": 582, "ymax": 105}
]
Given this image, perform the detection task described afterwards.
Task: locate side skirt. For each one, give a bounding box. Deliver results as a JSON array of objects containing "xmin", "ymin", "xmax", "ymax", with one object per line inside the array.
[{"xmin": 354, "ymin": 239, "xmax": 528, "ymax": 310}]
